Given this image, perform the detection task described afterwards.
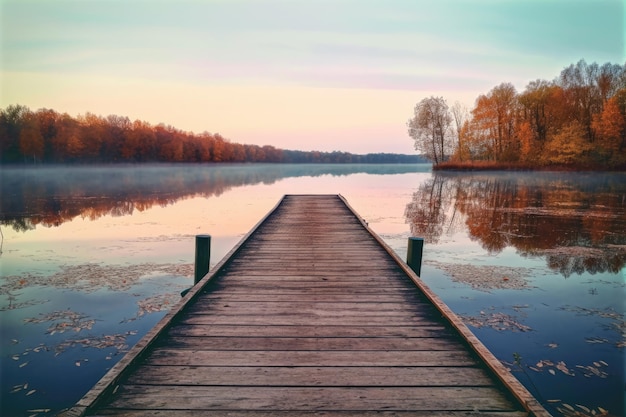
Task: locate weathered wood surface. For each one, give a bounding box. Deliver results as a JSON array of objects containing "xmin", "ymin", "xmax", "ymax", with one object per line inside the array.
[{"xmin": 65, "ymin": 194, "xmax": 549, "ymax": 416}]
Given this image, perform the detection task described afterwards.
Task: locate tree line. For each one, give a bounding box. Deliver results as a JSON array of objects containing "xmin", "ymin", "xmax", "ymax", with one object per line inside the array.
[
  {"xmin": 0, "ymin": 105, "xmax": 423, "ymax": 164},
  {"xmin": 408, "ymin": 59, "xmax": 626, "ymax": 169}
]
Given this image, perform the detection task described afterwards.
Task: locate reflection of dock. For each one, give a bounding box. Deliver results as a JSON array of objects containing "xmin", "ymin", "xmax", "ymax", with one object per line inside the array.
[{"xmin": 63, "ymin": 195, "xmax": 548, "ymax": 416}]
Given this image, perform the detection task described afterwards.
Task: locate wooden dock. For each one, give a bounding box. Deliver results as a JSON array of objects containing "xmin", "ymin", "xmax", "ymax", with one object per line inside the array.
[{"xmin": 63, "ymin": 194, "xmax": 549, "ymax": 416}]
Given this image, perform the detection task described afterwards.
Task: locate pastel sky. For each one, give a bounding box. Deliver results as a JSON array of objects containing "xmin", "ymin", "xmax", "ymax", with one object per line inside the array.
[{"xmin": 1, "ymin": 0, "xmax": 623, "ymax": 154}]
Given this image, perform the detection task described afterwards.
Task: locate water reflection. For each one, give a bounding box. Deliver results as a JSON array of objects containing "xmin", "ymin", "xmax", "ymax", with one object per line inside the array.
[
  {"xmin": 405, "ymin": 172, "xmax": 626, "ymax": 277},
  {"xmin": 1, "ymin": 163, "xmax": 423, "ymax": 232}
]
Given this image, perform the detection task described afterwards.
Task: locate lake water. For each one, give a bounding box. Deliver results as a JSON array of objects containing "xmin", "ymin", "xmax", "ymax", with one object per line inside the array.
[{"xmin": 1, "ymin": 164, "xmax": 624, "ymax": 416}]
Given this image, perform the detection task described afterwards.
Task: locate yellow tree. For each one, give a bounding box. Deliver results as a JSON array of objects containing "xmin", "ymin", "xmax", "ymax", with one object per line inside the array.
[{"xmin": 542, "ymin": 122, "xmax": 593, "ymax": 166}]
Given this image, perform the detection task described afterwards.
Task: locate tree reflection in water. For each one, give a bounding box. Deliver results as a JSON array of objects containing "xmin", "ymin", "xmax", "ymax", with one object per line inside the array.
[
  {"xmin": 405, "ymin": 171, "xmax": 626, "ymax": 277},
  {"xmin": 1, "ymin": 163, "xmax": 421, "ymax": 232}
]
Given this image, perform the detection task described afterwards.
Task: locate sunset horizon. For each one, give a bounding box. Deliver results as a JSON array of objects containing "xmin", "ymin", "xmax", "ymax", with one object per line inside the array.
[{"xmin": 1, "ymin": 0, "xmax": 623, "ymax": 154}]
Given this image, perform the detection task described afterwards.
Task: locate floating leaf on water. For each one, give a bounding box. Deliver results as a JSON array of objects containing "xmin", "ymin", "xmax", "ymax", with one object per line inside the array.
[
  {"xmin": 428, "ymin": 261, "xmax": 533, "ymax": 291},
  {"xmin": 556, "ymin": 361, "xmax": 575, "ymax": 376},
  {"xmin": 1, "ymin": 263, "xmax": 192, "ymax": 296},
  {"xmin": 461, "ymin": 311, "xmax": 532, "ymax": 332}
]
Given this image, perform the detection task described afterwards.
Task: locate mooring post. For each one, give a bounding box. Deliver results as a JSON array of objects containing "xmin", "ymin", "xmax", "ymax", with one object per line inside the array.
[
  {"xmin": 407, "ymin": 237, "xmax": 424, "ymax": 276},
  {"xmin": 194, "ymin": 234, "xmax": 211, "ymax": 285}
]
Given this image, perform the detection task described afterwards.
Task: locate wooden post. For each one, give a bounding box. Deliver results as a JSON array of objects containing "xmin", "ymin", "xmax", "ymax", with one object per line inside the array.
[
  {"xmin": 407, "ymin": 237, "xmax": 424, "ymax": 276},
  {"xmin": 194, "ymin": 234, "xmax": 211, "ymax": 284}
]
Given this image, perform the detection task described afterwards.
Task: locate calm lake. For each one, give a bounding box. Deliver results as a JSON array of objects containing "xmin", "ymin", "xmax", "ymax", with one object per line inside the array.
[{"xmin": 1, "ymin": 164, "xmax": 625, "ymax": 416}]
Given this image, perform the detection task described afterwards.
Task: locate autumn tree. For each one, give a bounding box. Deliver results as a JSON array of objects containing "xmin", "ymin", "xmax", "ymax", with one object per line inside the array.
[
  {"xmin": 517, "ymin": 80, "xmax": 551, "ymax": 145},
  {"xmin": 122, "ymin": 120, "xmax": 156, "ymax": 161},
  {"xmin": 407, "ymin": 96, "xmax": 453, "ymax": 164},
  {"xmin": 101, "ymin": 114, "xmax": 131, "ymax": 161},
  {"xmin": 19, "ymin": 110, "xmax": 44, "ymax": 163},
  {"xmin": 470, "ymin": 83, "xmax": 518, "ymax": 162},
  {"xmin": 54, "ymin": 113, "xmax": 81, "ymax": 162},
  {"xmin": 592, "ymin": 96, "xmax": 626, "ymax": 166},
  {"xmin": 559, "ymin": 59, "xmax": 605, "ymax": 140},
  {"xmin": 77, "ymin": 113, "xmax": 106, "ymax": 161},
  {"xmin": 542, "ymin": 121, "xmax": 594, "ymax": 166},
  {"xmin": 35, "ymin": 108, "xmax": 59, "ymax": 161}
]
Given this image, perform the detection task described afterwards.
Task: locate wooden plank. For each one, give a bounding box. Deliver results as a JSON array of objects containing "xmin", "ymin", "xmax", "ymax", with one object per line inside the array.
[
  {"xmin": 202, "ymin": 284, "xmax": 419, "ymax": 291},
  {"xmin": 159, "ymin": 336, "xmax": 463, "ymax": 351},
  {"xmin": 125, "ymin": 365, "xmax": 495, "ymax": 386},
  {"xmin": 98, "ymin": 386, "xmax": 518, "ymax": 411},
  {"xmin": 178, "ymin": 314, "xmax": 442, "ymax": 326},
  {"xmin": 199, "ymin": 293, "xmax": 420, "ymax": 302},
  {"xmin": 144, "ymin": 350, "xmax": 478, "ymax": 367},
  {"xmin": 93, "ymin": 411, "xmax": 529, "ymax": 417},
  {"xmin": 185, "ymin": 301, "xmax": 439, "ymax": 314},
  {"xmin": 184, "ymin": 305, "xmax": 436, "ymax": 316},
  {"xmin": 166, "ymin": 324, "xmax": 452, "ymax": 338}
]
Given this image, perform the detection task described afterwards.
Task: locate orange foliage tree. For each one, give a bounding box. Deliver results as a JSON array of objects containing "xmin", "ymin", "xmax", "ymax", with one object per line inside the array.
[
  {"xmin": 417, "ymin": 59, "xmax": 625, "ymax": 169},
  {"xmin": 592, "ymin": 96, "xmax": 626, "ymax": 166},
  {"xmin": 2, "ymin": 106, "xmax": 412, "ymax": 164}
]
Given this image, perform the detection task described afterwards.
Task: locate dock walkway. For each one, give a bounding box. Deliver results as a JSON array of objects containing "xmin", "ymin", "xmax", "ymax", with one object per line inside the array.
[{"xmin": 65, "ymin": 194, "xmax": 548, "ymax": 416}]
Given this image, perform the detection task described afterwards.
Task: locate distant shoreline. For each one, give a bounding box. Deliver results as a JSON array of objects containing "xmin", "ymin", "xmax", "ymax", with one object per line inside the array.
[{"xmin": 0, "ymin": 159, "xmax": 429, "ymax": 166}]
